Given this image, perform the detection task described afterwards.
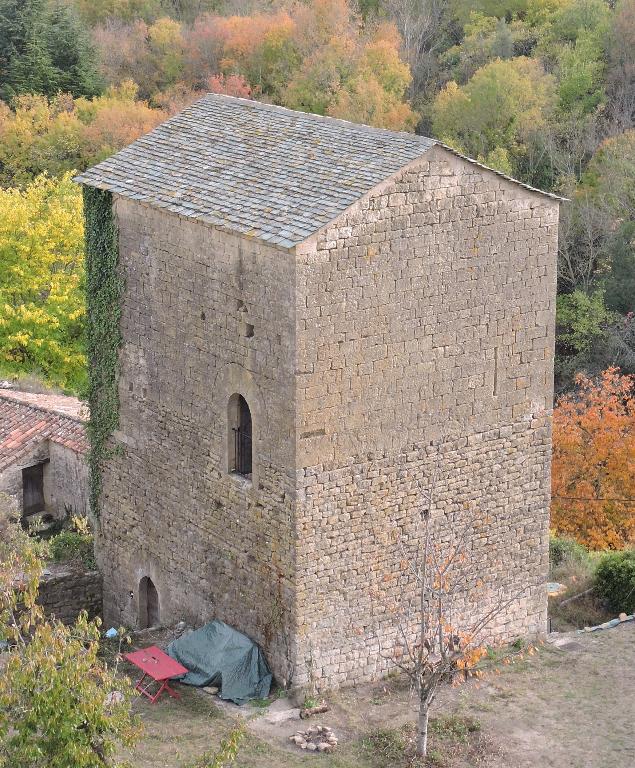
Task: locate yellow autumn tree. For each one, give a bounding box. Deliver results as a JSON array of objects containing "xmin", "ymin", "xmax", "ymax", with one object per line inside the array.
[
  {"xmin": 278, "ymin": 1, "xmax": 419, "ymax": 130},
  {"xmin": 0, "ymin": 85, "xmax": 165, "ymax": 188},
  {"xmin": 432, "ymin": 56, "xmax": 555, "ymax": 172},
  {"xmin": 551, "ymin": 367, "xmax": 635, "ymax": 549},
  {"xmin": 327, "ymin": 23, "xmax": 418, "ymax": 131},
  {"xmin": 147, "ymin": 17, "xmax": 186, "ymax": 93},
  {"xmin": 0, "ymin": 172, "xmax": 86, "ymax": 393}
]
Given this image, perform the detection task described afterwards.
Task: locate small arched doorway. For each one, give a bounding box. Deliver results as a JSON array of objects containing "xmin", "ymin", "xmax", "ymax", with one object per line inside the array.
[
  {"xmin": 228, "ymin": 393, "xmax": 252, "ymax": 477},
  {"xmin": 138, "ymin": 576, "xmax": 160, "ymax": 629}
]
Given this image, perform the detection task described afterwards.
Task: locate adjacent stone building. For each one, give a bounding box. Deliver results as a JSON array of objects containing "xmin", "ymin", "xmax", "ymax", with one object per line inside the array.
[
  {"xmin": 76, "ymin": 95, "xmax": 561, "ymax": 689},
  {"xmin": 0, "ymin": 390, "xmax": 89, "ymax": 525}
]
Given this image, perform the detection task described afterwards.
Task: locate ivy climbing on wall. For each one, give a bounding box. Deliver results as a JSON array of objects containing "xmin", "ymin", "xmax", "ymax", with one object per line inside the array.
[{"xmin": 83, "ymin": 186, "xmax": 123, "ymax": 518}]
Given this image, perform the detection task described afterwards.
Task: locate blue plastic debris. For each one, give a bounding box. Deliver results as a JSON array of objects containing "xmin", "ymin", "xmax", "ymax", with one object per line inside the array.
[{"xmin": 105, "ymin": 627, "xmax": 118, "ymax": 639}]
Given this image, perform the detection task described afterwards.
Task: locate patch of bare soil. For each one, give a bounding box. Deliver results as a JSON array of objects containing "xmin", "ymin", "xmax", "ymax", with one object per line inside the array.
[
  {"xmin": 461, "ymin": 623, "xmax": 635, "ymax": 768},
  {"xmin": 120, "ymin": 622, "xmax": 635, "ymax": 768}
]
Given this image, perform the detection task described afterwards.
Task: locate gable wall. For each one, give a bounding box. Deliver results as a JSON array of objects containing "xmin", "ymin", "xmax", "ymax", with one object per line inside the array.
[
  {"xmin": 97, "ymin": 198, "xmax": 298, "ymax": 683},
  {"xmin": 293, "ymin": 146, "xmax": 558, "ymax": 688},
  {"xmin": 44, "ymin": 442, "xmax": 89, "ymax": 519}
]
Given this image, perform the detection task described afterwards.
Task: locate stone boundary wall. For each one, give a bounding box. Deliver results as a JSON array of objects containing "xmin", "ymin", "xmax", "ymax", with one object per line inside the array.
[{"xmin": 38, "ymin": 565, "xmax": 103, "ymax": 624}]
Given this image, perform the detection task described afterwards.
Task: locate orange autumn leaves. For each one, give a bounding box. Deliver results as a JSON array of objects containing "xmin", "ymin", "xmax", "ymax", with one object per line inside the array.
[
  {"xmin": 93, "ymin": 0, "xmax": 417, "ymax": 132},
  {"xmin": 551, "ymin": 367, "xmax": 635, "ymax": 549}
]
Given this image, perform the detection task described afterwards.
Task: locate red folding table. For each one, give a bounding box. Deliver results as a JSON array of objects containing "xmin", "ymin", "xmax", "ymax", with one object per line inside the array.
[{"xmin": 124, "ymin": 645, "xmax": 188, "ymax": 703}]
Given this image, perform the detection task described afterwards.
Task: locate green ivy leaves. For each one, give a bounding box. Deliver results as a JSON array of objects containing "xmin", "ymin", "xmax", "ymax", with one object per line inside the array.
[{"xmin": 83, "ymin": 186, "xmax": 122, "ymax": 518}]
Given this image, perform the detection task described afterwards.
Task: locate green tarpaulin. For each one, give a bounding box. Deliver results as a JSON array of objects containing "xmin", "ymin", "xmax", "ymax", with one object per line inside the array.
[{"xmin": 166, "ymin": 620, "xmax": 272, "ymax": 705}]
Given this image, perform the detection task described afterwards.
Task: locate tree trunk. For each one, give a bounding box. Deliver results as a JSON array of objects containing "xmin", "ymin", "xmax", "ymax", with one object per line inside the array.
[{"xmin": 417, "ymin": 697, "xmax": 430, "ymax": 757}]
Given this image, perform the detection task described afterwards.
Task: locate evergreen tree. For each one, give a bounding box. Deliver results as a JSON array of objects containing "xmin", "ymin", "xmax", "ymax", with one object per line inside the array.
[
  {"xmin": 492, "ymin": 18, "xmax": 514, "ymax": 60},
  {"xmin": 47, "ymin": 1, "xmax": 102, "ymax": 98},
  {"xmin": 0, "ymin": 0, "xmax": 53, "ymax": 101},
  {"xmin": 0, "ymin": 0, "xmax": 101, "ymax": 102}
]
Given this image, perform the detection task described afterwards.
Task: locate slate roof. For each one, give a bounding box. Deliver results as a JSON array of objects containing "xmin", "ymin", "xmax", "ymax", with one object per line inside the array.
[
  {"xmin": 0, "ymin": 392, "xmax": 88, "ymax": 472},
  {"xmin": 75, "ymin": 95, "xmax": 436, "ymax": 248},
  {"xmin": 76, "ymin": 94, "xmax": 563, "ymax": 249}
]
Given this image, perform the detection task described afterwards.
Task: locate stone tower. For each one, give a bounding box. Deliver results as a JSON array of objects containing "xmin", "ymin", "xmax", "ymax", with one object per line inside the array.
[{"xmin": 76, "ymin": 94, "xmax": 561, "ymax": 690}]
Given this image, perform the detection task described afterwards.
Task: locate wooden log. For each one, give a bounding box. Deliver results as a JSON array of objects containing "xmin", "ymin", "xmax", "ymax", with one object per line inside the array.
[
  {"xmin": 558, "ymin": 587, "xmax": 594, "ymax": 607},
  {"xmin": 300, "ymin": 703, "xmax": 329, "ymax": 719}
]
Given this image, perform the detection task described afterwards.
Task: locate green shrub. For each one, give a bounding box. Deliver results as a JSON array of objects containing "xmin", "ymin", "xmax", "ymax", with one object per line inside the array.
[
  {"xmin": 49, "ymin": 530, "xmax": 96, "ymax": 571},
  {"xmin": 429, "ymin": 715, "xmax": 481, "ymax": 741},
  {"xmin": 549, "ymin": 535, "xmax": 587, "ymax": 569},
  {"xmin": 595, "ymin": 550, "xmax": 635, "ymax": 613}
]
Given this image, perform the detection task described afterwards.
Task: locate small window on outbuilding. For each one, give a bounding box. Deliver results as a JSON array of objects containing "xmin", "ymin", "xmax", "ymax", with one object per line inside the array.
[
  {"xmin": 22, "ymin": 463, "xmax": 46, "ymax": 519},
  {"xmin": 228, "ymin": 394, "xmax": 252, "ymax": 477}
]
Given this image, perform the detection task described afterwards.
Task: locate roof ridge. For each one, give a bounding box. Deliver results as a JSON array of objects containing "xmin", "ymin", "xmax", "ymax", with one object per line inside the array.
[
  {"xmin": 75, "ymin": 95, "xmax": 563, "ymax": 250},
  {"xmin": 197, "ymin": 93, "xmax": 434, "ymax": 142},
  {"xmin": 0, "ymin": 393, "xmax": 87, "ymax": 424}
]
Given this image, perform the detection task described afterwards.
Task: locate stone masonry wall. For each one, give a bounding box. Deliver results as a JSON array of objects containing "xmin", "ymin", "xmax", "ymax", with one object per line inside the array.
[
  {"xmin": 96, "ymin": 146, "xmax": 558, "ymax": 692},
  {"xmin": 38, "ymin": 564, "xmax": 102, "ymax": 624},
  {"xmin": 44, "ymin": 443, "xmax": 89, "ymax": 519},
  {"xmin": 0, "ymin": 443, "xmax": 49, "ymax": 518},
  {"xmin": 0, "ymin": 443, "xmax": 87, "ymax": 521},
  {"xmin": 292, "ymin": 146, "xmax": 558, "ymax": 688},
  {"xmin": 97, "ymin": 198, "xmax": 297, "ymax": 685}
]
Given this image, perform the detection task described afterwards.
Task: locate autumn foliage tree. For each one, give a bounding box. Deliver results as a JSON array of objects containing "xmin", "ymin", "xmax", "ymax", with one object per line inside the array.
[
  {"xmin": 0, "ymin": 173, "xmax": 86, "ymax": 392},
  {"xmin": 432, "ymin": 56, "xmax": 555, "ymax": 175},
  {"xmin": 551, "ymin": 367, "xmax": 635, "ymax": 549},
  {"xmin": 207, "ymin": 74, "xmax": 252, "ymax": 99},
  {"xmin": 382, "ymin": 508, "xmax": 493, "ymax": 758},
  {"xmin": 324, "ymin": 22, "xmax": 417, "ymax": 130},
  {"xmin": 0, "ymin": 83, "xmax": 165, "ymax": 187},
  {"xmin": 0, "ymin": 508, "xmax": 139, "ymax": 768},
  {"xmin": 90, "ymin": 0, "xmax": 418, "ymax": 131}
]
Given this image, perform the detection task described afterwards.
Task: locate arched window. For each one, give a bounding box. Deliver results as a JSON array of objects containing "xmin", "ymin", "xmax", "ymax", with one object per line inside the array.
[
  {"xmin": 138, "ymin": 576, "xmax": 160, "ymax": 629},
  {"xmin": 228, "ymin": 394, "xmax": 252, "ymax": 477}
]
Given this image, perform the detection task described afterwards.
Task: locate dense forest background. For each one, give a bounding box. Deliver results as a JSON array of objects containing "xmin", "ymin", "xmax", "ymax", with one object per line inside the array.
[{"xmin": 0, "ymin": 0, "xmax": 633, "ymax": 395}]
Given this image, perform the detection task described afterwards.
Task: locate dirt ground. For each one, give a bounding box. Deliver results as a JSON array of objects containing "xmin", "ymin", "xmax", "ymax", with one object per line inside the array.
[{"xmin": 120, "ymin": 622, "xmax": 635, "ymax": 768}]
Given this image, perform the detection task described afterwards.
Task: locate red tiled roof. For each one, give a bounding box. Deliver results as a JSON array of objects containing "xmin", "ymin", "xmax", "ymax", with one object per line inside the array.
[
  {"xmin": 0, "ymin": 390, "xmax": 88, "ymax": 420},
  {"xmin": 0, "ymin": 392, "xmax": 89, "ymax": 471}
]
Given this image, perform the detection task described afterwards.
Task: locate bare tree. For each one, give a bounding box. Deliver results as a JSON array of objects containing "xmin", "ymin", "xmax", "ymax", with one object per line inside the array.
[
  {"xmin": 371, "ymin": 439, "xmax": 527, "ymax": 758},
  {"xmin": 385, "ymin": 0, "xmax": 446, "ymax": 99},
  {"xmin": 605, "ymin": 0, "xmax": 635, "ymax": 134},
  {"xmin": 557, "ymin": 193, "xmax": 611, "ymax": 294}
]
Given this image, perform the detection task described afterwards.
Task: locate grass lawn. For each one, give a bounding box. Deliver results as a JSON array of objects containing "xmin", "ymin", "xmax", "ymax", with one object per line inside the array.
[{"xmin": 117, "ymin": 621, "xmax": 635, "ymax": 768}]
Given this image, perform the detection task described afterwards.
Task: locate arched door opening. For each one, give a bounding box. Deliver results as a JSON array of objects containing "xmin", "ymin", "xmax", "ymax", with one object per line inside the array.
[
  {"xmin": 138, "ymin": 576, "xmax": 160, "ymax": 629},
  {"xmin": 228, "ymin": 394, "xmax": 252, "ymax": 477}
]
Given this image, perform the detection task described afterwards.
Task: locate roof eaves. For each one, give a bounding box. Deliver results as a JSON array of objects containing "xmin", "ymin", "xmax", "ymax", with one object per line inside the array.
[
  {"xmin": 73, "ymin": 178, "xmax": 309, "ymax": 252},
  {"xmin": 437, "ymin": 143, "xmax": 569, "ymax": 202},
  {"xmin": 0, "ymin": 393, "xmax": 88, "ymax": 425}
]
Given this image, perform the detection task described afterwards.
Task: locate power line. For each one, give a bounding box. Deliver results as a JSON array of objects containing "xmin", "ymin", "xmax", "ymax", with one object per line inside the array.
[{"xmin": 552, "ymin": 495, "xmax": 635, "ymax": 504}]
